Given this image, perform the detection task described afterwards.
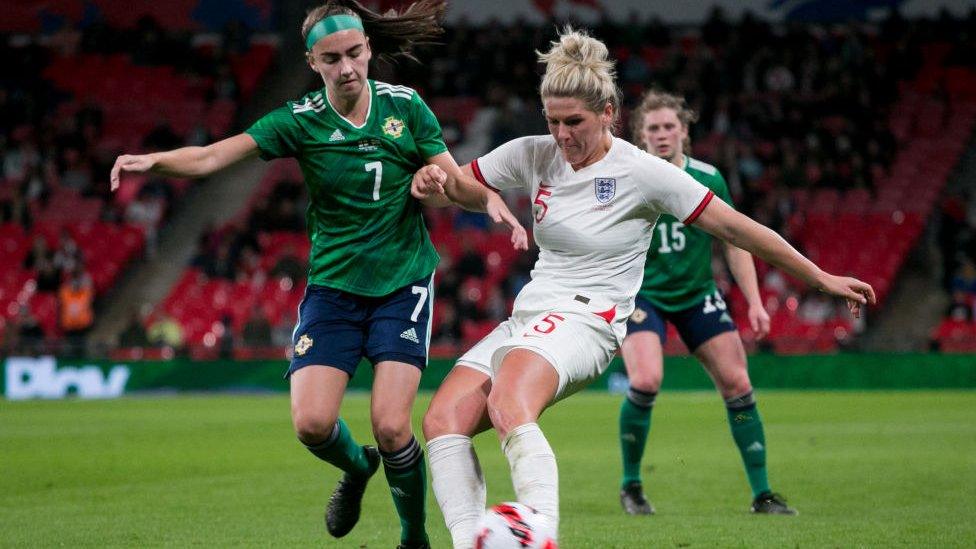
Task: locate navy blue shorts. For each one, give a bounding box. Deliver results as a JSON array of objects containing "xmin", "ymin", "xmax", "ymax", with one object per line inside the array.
[
  {"xmin": 627, "ymin": 292, "xmax": 737, "ymax": 352},
  {"xmin": 287, "ymin": 273, "xmax": 434, "ymax": 377}
]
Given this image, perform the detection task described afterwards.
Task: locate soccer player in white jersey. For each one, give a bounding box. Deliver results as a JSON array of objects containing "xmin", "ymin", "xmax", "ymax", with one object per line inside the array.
[{"xmin": 413, "ymin": 27, "xmax": 875, "ymax": 548}]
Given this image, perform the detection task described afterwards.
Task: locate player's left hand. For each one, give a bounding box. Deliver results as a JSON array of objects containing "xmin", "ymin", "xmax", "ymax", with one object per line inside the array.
[
  {"xmin": 748, "ymin": 302, "xmax": 771, "ymax": 340},
  {"xmin": 819, "ymin": 274, "xmax": 876, "ymax": 318},
  {"xmin": 411, "ymin": 164, "xmax": 447, "ymax": 199},
  {"xmin": 486, "ymin": 193, "xmax": 529, "ymax": 251}
]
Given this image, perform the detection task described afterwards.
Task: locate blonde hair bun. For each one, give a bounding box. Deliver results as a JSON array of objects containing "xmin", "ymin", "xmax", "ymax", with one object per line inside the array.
[{"xmin": 537, "ymin": 26, "xmax": 621, "ymax": 126}]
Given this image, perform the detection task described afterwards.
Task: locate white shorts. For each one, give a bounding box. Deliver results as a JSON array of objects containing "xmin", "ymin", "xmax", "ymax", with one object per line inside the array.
[{"xmin": 456, "ymin": 300, "xmax": 620, "ymax": 401}]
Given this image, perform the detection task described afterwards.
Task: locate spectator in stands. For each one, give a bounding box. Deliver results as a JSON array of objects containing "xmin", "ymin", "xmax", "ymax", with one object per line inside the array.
[
  {"xmin": 210, "ymin": 63, "xmax": 240, "ymax": 102},
  {"xmin": 218, "ymin": 313, "xmax": 235, "ymax": 359},
  {"xmin": 946, "ymin": 292, "xmax": 973, "ymax": 322},
  {"xmin": 950, "ymin": 258, "xmax": 976, "ymax": 297},
  {"xmin": 456, "ymin": 277, "xmax": 487, "ymax": 322},
  {"xmin": 455, "ymin": 239, "xmax": 486, "ymax": 279},
  {"xmin": 125, "ymin": 186, "xmax": 166, "ymax": 257},
  {"xmin": 5, "ymin": 304, "xmax": 46, "ymax": 356},
  {"xmin": 75, "ymin": 101, "xmax": 104, "ymax": 136},
  {"xmin": 432, "ymin": 245, "xmax": 461, "ymax": 302},
  {"xmin": 59, "ymin": 146, "xmax": 93, "ymax": 193},
  {"xmin": 264, "ymin": 196, "xmax": 305, "ymax": 232},
  {"xmin": 235, "ymin": 246, "xmax": 266, "ymax": 283},
  {"xmin": 0, "ymin": 183, "xmax": 32, "ymax": 227},
  {"xmin": 241, "ymin": 303, "xmax": 273, "ymax": 348},
  {"xmin": 20, "ymin": 163, "xmax": 50, "ymax": 208},
  {"xmin": 430, "ymin": 299, "xmax": 461, "ymax": 346},
  {"xmin": 3, "ymin": 137, "xmax": 40, "ymax": 182},
  {"xmin": 58, "ymin": 266, "xmax": 95, "ymax": 356},
  {"xmin": 118, "ymin": 306, "xmax": 151, "ymax": 348},
  {"xmin": 33, "ymin": 257, "xmax": 61, "ymax": 297},
  {"xmin": 139, "ymin": 175, "xmax": 176, "ymax": 204},
  {"xmin": 52, "ymin": 228, "xmax": 83, "ymax": 276},
  {"xmin": 270, "ymin": 243, "xmax": 308, "ymax": 281},
  {"xmin": 224, "ymin": 220, "xmax": 260, "ymax": 266},
  {"xmin": 947, "ymin": 258, "xmax": 976, "ymax": 321},
  {"xmin": 147, "ymin": 311, "xmax": 185, "ymax": 350},
  {"xmin": 143, "ymin": 120, "xmax": 183, "ymax": 152},
  {"xmin": 202, "ymin": 241, "xmax": 237, "ymax": 280},
  {"xmin": 132, "ymin": 15, "xmax": 170, "ymax": 66},
  {"xmin": 23, "ymin": 236, "xmax": 51, "ymax": 270}
]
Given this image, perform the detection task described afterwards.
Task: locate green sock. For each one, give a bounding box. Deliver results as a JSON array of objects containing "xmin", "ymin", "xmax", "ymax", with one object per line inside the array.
[
  {"xmin": 725, "ymin": 392, "xmax": 771, "ymax": 498},
  {"xmin": 381, "ymin": 437, "xmax": 428, "ymax": 544},
  {"xmin": 303, "ymin": 418, "xmax": 371, "ymax": 477},
  {"xmin": 619, "ymin": 388, "xmax": 656, "ymax": 488}
]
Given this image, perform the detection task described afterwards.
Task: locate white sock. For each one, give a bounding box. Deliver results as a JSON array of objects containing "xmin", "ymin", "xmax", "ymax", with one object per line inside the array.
[
  {"xmin": 428, "ymin": 434, "xmax": 486, "ymax": 549},
  {"xmin": 502, "ymin": 423, "xmax": 559, "ymax": 533}
]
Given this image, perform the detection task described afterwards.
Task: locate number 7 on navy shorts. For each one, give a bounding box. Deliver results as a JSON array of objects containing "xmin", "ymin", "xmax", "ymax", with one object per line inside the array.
[{"xmin": 287, "ymin": 273, "xmax": 435, "ymax": 377}]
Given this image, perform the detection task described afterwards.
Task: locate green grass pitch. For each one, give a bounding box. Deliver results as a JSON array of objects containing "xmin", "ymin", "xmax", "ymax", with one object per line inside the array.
[{"xmin": 3, "ymin": 391, "xmax": 975, "ymax": 547}]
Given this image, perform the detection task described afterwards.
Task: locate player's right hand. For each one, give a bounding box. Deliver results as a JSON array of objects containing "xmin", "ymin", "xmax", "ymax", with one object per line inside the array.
[
  {"xmin": 819, "ymin": 274, "xmax": 876, "ymax": 318},
  {"xmin": 748, "ymin": 302, "xmax": 771, "ymax": 340},
  {"xmin": 485, "ymin": 192, "xmax": 529, "ymax": 251},
  {"xmin": 110, "ymin": 154, "xmax": 157, "ymax": 191},
  {"xmin": 411, "ymin": 164, "xmax": 447, "ymax": 199}
]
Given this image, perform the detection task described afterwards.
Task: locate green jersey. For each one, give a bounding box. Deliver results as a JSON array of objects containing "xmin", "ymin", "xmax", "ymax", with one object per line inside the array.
[
  {"xmin": 638, "ymin": 156, "xmax": 734, "ymax": 312},
  {"xmin": 246, "ymin": 80, "xmax": 447, "ymax": 296}
]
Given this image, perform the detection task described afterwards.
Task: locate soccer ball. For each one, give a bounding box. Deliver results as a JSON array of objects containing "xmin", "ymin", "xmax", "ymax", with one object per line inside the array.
[{"xmin": 474, "ymin": 502, "xmax": 558, "ymax": 549}]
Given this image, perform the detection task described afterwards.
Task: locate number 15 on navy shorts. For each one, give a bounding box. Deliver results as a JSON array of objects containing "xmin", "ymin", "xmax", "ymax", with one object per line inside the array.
[{"xmin": 287, "ymin": 273, "xmax": 434, "ymax": 377}]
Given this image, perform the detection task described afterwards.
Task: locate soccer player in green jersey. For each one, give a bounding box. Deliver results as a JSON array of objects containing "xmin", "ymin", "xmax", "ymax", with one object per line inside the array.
[
  {"xmin": 110, "ymin": 2, "xmax": 526, "ymax": 547},
  {"xmin": 617, "ymin": 89, "xmax": 796, "ymax": 516}
]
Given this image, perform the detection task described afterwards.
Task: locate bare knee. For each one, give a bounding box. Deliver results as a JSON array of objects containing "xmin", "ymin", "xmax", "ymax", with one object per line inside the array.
[
  {"xmin": 291, "ymin": 407, "xmax": 338, "ymax": 445},
  {"xmin": 627, "ymin": 365, "xmax": 662, "ymax": 394},
  {"xmin": 486, "ymin": 389, "xmax": 534, "ymax": 439},
  {"xmin": 712, "ymin": 364, "xmax": 752, "ymax": 399},
  {"xmin": 422, "ymin": 371, "xmax": 492, "ymax": 440},
  {"xmin": 423, "ymin": 402, "xmax": 456, "ymax": 441},
  {"xmin": 372, "ymin": 415, "xmax": 412, "ymax": 452}
]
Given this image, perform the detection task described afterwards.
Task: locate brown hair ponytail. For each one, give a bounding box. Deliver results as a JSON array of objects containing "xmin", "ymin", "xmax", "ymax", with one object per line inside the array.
[{"xmin": 302, "ymin": 0, "xmax": 446, "ymax": 63}]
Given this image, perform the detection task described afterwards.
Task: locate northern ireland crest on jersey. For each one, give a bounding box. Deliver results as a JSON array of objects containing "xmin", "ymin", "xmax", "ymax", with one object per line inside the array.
[
  {"xmin": 382, "ymin": 116, "xmax": 405, "ymax": 139},
  {"xmin": 594, "ymin": 177, "xmax": 616, "ymax": 203}
]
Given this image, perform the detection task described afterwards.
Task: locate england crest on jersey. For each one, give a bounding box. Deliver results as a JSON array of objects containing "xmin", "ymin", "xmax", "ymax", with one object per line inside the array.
[{"xmin": 594, "ymin": 177, "xmax": 616, "ymax": 203}]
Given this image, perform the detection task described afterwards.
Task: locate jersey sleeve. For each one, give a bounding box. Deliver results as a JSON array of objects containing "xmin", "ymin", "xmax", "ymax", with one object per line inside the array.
[
  {"xmin": 245, "ymin": 105, "xmax": 303, "ymax": 160},
  {"xmin": 469, "ymin": 136, "xmax": 537, "ymax": 192},
  {"xmin": 409, "ymin": 93, "xmax": 449, "ymax": 159},
  {"xmin": 637, "ymin": 155, "xmax": 713, "ymax": 224}
]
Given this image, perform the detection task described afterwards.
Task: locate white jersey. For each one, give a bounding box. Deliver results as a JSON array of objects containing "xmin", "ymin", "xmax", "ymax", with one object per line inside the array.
[{"xmin": 472, "ymin": 135, "xmax": 713, "ymax": 343}]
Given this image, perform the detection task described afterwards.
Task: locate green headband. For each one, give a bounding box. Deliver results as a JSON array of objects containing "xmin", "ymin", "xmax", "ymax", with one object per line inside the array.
[{"xmin": 305, "ymin": 14, "xmax": 365, "ymax": 51}]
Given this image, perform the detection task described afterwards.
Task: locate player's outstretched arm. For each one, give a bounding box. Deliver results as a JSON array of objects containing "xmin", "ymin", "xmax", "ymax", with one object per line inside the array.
[
  {"xmin": 722, "ymin": 243, "xmax": 770, "ymax": 338},
  {"xmin": 694, "ymin": 198, "xmax": 876, "ymax": 317},
  {"xmin": 415, "ymin": 154, "xmax": 528, "ymax": 251},
  {"xmin": 110, "ymin": 133, "xmax": 260, "ymax": 191}
]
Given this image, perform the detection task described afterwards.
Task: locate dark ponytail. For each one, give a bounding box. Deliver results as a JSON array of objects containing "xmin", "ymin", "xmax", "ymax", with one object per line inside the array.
[{"xmin": 302, "ymin": 0, "xmax": 446, "ymax": 63}]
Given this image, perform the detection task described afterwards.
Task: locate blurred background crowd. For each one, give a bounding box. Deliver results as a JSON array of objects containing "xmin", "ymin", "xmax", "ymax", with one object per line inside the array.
[{"xmin": 2, "ymin": 0, "xmax": 975, "ymax": 360}]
